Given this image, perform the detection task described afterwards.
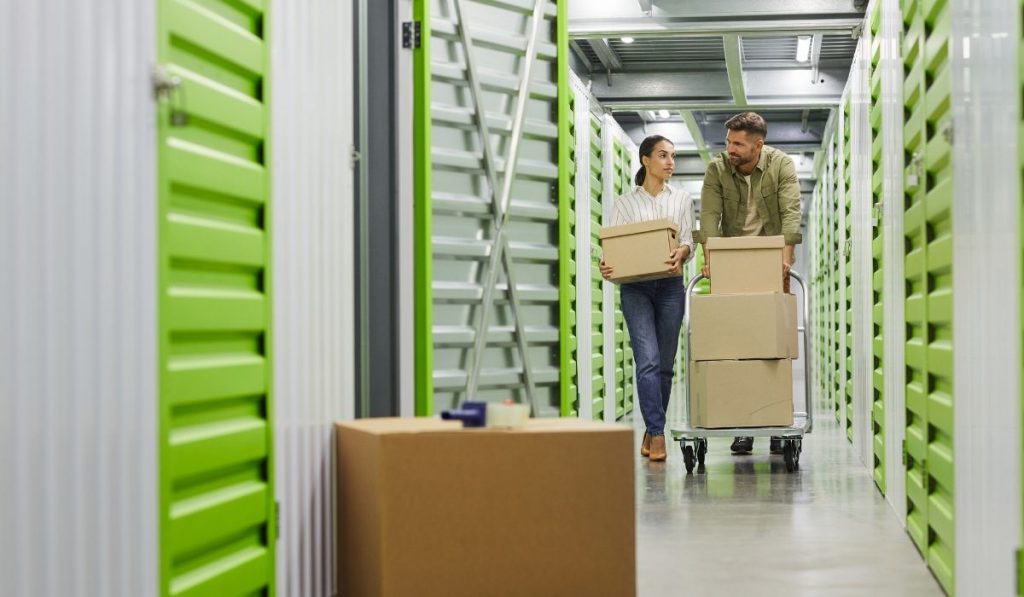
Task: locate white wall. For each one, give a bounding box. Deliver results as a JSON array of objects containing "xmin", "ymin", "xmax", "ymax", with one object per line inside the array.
[
  {"xmin": 0, "ymin": 1, "xmax": 159, "ymax": 595},
  {"xmin": 270, "ymin": 0, "xmax": 357, "ymax": 595}
]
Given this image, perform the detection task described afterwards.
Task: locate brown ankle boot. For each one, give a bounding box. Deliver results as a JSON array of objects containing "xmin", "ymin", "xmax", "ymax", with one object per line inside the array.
[
  {"xmin": 649, "ymin": 434, "xmax": 667, "ymax": 461},
  {"xmin": 640, "ymin": 432, "xmax": 651, "ymax": 457}
]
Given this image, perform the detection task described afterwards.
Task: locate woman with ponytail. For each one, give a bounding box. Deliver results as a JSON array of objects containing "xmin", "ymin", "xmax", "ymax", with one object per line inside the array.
[{"xmin": 599, "ymin": 135, "xmax": 695, "ymax": 462}]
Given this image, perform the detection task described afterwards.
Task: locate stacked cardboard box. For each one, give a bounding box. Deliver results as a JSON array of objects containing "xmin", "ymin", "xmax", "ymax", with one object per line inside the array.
[
  {"xmin": 689, "ymin": 236, "xmax": 797, "ymax": 428},
  {"xmin": 598, "ymin": 218, "xmax": 682, "ymax": 284}
]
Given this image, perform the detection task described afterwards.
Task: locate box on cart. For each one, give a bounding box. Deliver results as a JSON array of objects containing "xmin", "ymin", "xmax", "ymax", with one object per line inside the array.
[
  {"xmin": 689, "ymin": 293, "xmax": 798, "ymax": 361},
  {"xmin": 599, "ymin": 218, "xmax": 681, "ymax": 284},
  {"xmin": 335, "ymin": 417, "xmax": 636, "ymax": 597},
  {"xmin": 689, "ymin": 359, "xmax": 794, "ymax": 428},
  {"xmin": 705, "ymin": 235, "xmax": 785, "ymax": 294}
]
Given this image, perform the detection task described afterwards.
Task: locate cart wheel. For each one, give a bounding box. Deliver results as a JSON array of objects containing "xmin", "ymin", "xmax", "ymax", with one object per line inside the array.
[
  {"xmin": 783, "ymin": 441, "xmax": 797, "ymax": 473},
  {"xmin": 683, "ymin": 445, "xmax": 695, "ymax": 474},
  {"xmin": 696, "ymin": 441, "xmax": 707, "ymax": 472}
]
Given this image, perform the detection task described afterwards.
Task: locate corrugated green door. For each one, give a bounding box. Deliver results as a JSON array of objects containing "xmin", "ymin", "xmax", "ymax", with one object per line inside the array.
[
  {"xmin": 611, "ymin": 138, "xmax": 634, "ymax": 420},
  {"xmin": 869, "ymin": 1, "xmax": 886, "ymax": 494},
  {"xmin": 843, "ymin": 98, "xmax": 854, "ymax": 443},
  {"xmin": 588, "ymin": 112, "xmax": 606, "ymax": 420},
  {"xmin": 903, "ymin": 0, "xmax": 954, "ymax": 591},
  {"xmin": 157, "ymin": 0, "xmax": 275, "ymax": 595},
  {"xmin": 832, "ymin": 136, "xmax": 842, "ymax": 423}
]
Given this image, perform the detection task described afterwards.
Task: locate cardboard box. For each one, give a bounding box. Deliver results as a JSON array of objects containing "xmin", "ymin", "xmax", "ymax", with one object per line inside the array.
[
  {"xmin": 690, "ymin": 293, "xmax": 798, "ymax": 361},
  {"xmin": 336, "ymin": 417, "xmax": 636, "ymax": 597},
  {"xmin": 599, "ymin": 218, "xmax": 681, "ymax": 284},
  {"xmin": 690, "ymin": 360, "xmax": 794, "ymax": 428},
  {"xmin": 706, "ymin": 235, "xmax": 785, "ymax": 294}
]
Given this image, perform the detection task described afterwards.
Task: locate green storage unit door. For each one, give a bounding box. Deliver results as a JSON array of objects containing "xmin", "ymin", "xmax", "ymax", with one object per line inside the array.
[
  {"xmin": 157, "ymin": 0, "xmax": 275, "ymax": 595},
  {"xmin": 832, "ymin": 136, "xmax": 842, "ymax": 424},
  {"xmin": 414, "ymin": 0, "xmax": 567, "ymax": 416},
  {"xmin": 903, "ymin": 0, "xmax": 955, "ymax": 592},
  {"xmin": 588, "ymin": 113, "xmax": 606, "ymax": 420},
  {"xmin": 611, "ymin": 138, "xmax": 632, "ymax": 420},
  {"xmin": 869, "ymin": 1, "xmax": 886, "ymax": 494},
  {"xmin": 844, "ymin": 98, "xmax": 854, "ymax": 443},
  {"xmin": 565, "ymin": 91, "xmax": 579, "ymax": 416}
]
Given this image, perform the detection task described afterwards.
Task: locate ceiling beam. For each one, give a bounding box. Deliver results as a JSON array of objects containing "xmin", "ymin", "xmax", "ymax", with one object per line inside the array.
[
  {"xmin": 589, "ymin": 38, "xmax": 622, "ymax": 71},
  {"xmin": 722, "ymin": 35, "xmax": 747, "ymax": 107},
  {"xmin": 589, "ymin": 69, "xmax": 847, "ymax": 106},
  {"xmin": 568, "ymin": 40, "xmax": 590, "ymax": 68},
  {"xmin": 680, "ymin": 110, "xmax": 711, "ymax": 163},
  {"xmin": 636, "ymin": 0, "xmax": 653, "ymax": 13},
  {"xmin": 809, "ymin": 33, "xmax": 824, "ymax": 82},
  {"xmin": 568, "ymin": 16, "xmax": 862, "ymax": 39}
]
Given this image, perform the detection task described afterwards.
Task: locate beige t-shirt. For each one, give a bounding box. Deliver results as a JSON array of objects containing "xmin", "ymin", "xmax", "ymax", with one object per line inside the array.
[{"xmin": 741, "ymin": 174, "xmax": 764, "ymax": 236}]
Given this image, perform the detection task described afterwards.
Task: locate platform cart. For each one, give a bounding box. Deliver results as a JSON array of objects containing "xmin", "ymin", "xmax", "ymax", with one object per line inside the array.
[{"xmin": 670, "ymin": 271, "xmax": 813, "ymax": 474}]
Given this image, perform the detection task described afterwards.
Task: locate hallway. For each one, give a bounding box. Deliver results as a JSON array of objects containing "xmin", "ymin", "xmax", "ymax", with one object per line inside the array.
[{"xmin": 634, "ymin": 396, "xmax": 942, "ymax": 595}]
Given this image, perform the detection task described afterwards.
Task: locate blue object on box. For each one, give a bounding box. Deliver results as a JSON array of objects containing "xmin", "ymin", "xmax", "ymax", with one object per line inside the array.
[{"xmin": 440, "ymin": 401, "xmax": 487, "ymax": 427}]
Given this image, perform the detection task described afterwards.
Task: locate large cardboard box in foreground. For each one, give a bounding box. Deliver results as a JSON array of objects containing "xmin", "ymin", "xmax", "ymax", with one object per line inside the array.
[
  {"xmin": 336, "ymin": 417, "xmax": 636, "ymax": 597},
  {"xmin": 690, "ymin": 360, "xmax": 794, "ymax": 428},
  {"xmin": 690, "ymin": 293, "xmax": 798, "ymax": 361},
  {"xmin": 706, "ymin": 235, "xmax": 784, "ymax": 294},
  {"xmin": 599, "ymin": 218, "xmax": 680, "ymax": 283}
]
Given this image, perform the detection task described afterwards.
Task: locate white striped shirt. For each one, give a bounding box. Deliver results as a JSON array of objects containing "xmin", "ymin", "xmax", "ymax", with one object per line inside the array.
[{"xmin": 611, "ymin": 183, "xmax": 696, "ymax": 261}]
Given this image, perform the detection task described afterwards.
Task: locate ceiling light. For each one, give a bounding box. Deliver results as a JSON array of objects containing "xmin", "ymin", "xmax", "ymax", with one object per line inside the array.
[
  {"xmin": 620, "ymin": 37, "xmax": 635, "ymax": 44},
  {"xmin": 796, "ymin": 36, "xmax": 811, "ymax": 63},
  {"xmin": 657, "ymin": 109, "xmax": 670, "ymax": 119}
]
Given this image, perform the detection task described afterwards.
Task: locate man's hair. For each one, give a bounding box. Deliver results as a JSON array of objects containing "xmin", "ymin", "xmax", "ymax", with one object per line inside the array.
[{"xmin": 724, "ymin": 111, "xmax": 767, "ymax": 138}]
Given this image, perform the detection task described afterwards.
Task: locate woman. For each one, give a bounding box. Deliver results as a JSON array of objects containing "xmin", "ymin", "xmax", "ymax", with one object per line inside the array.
[{"xmin": 600, "ymin": 135, "xmax": 695, "ymax": 462}]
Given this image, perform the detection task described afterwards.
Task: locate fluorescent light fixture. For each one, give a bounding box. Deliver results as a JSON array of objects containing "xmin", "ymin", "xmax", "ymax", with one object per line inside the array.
[
  {"xmin": 796, "ymin": 35, "xmax": 811, "ymax": 63},
  {"xmin": 657, "ymin": 109, "xmax": 670, "ymax": 119},
  {"xmin": 620, "ymin": 37, "xmax": 635, "ymax": 44}
]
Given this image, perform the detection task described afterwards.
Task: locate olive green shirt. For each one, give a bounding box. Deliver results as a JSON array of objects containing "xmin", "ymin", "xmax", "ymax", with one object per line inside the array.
[{"xmin": 696, "ymin": 145, "xmax": 803, "ymax": 245}]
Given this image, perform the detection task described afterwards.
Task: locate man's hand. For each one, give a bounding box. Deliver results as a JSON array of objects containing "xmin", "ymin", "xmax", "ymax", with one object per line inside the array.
[
  {"xmin": 600, "ymin": 260, "xmax": 614, "ymax": 280},
  {"xmin": 700, "ymin": 245, "xmax": 710, "ymax": 278},
  {"xmin": 664, "ymin": 246, "xmax": 689, "ymax": 275},
  {"xmin": 783, "ymin": 244, "xmax": 796, "ymax": 279}
]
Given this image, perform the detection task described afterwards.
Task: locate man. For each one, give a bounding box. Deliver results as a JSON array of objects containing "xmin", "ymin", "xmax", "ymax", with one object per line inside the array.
[{"xmin": 696, "ymin": 111, "xmax": 802, "ymax": 455}]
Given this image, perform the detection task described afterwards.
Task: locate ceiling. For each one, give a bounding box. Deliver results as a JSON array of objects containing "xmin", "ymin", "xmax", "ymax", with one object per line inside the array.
[{"xmin": 568, "ymin": 0, "xmax": 868, "ymax": 202}]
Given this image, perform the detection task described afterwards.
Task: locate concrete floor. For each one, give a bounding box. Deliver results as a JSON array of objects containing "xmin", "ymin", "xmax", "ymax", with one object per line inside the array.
[{"xmin": 633, "ymin": 387, "xmax": 944, "ymax": 595}]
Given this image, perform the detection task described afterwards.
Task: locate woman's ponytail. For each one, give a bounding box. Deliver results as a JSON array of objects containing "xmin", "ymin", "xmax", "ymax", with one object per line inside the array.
[{"xmin": 634, "ymin": 165, "xmax": 646, "ymax": 186}]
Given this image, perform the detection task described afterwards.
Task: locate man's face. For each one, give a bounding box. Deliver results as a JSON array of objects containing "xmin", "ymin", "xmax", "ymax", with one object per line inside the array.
[{"xmin": 726, "ymin": 129, "xmax": 764, "ymax": 169}]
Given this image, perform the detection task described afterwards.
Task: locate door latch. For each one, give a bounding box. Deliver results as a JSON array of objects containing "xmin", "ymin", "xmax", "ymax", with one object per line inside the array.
[{"xmin": 152, "ymin": 65, "xmax": 188, "ymax": 127}]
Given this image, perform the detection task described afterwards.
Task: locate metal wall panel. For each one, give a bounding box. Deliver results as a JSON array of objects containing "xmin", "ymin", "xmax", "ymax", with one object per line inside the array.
[
  {"xmin": 156, "ymin": 1, "xmax": 275, "ymax": 593},
  {"xmin": 949, "ymin": 0, "xmax": 1020, "ymax": 592},
  {"xmin": 0, "ymin": 1, "xmax": 159, "ymax": 595},
  {"xmin": 270, "ymin": 0, "xmax": 356, "ymax": 595},
  {"xmin": 868, "ymin": 0, "xmax": 887, "ymax": 493},
  {"xmin": 417, "ymin": 0, "xmax": 565, "ymax": 416},
  {"xmin": 881, "ymin": 0, "xmax": 908, "ymax": 520},
  {"xmin": 851, "ymin": 31, "xmax": 874, "ymax": 468}
]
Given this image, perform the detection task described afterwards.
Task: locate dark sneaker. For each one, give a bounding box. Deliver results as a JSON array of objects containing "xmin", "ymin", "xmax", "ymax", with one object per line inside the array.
[
  {"xmin": 730, "ymin": 436, "xmax": 754, "ymax": 454},
  {"xmin": 769, "ymin": 437, "xmax": 784, "ymax": 455}
]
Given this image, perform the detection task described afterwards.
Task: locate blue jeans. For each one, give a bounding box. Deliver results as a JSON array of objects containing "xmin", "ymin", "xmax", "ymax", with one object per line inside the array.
[{"xmin": 620, "ymin": 278, "xmax": 685, "ymax": 436}]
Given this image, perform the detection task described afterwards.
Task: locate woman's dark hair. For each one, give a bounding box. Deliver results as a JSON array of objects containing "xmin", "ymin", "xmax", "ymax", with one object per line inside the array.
[{"xmin": 635, "ymin": 135, "xmax": 674, "ymax": 186}]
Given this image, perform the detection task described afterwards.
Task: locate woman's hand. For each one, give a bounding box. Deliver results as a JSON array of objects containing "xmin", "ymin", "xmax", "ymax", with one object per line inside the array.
[
  {"xmin": 600, "ymin": 260, "xmax": 614, "ymax": 280},
  {"xmin": 665, "ymin": 245, "xmax": 689, "ymax": 275}
]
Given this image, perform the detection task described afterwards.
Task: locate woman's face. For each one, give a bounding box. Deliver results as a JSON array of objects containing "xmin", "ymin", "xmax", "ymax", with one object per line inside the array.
[{"xmin": 642, "ymin": 140, "xmax": 675, "ymax": 181}]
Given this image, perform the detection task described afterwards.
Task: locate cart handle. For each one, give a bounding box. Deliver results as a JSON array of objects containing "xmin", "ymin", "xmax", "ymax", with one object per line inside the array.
[{"xmin": 682, "ymin": 270, "xmax": 814, "ymax": 434}]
